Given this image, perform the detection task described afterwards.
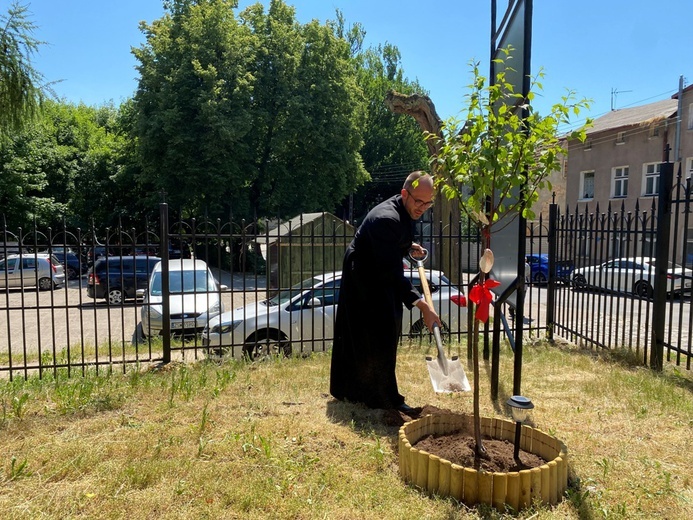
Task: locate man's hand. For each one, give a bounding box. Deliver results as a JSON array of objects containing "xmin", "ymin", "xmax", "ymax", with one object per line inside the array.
[
  {"xmin": 415, "ymin": 298, "xmax": 442, "ymax": 332},
  {"xmin": 409, "ymin": 243, "xmax": 427, "ymax": 261}
]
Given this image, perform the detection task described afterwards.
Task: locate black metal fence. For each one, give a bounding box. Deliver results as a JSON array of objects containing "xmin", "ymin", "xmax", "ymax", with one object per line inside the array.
[
  {"xmin": 550, "ymin": 162, "xmax": 693, "ymax": 370},
  {"xmin": 0, "ymin": 206, "xmax": 480, "ymax": 380},
  {"xmin": 2, "ymin": 164, "xmax": 692, "ymax": 380}
]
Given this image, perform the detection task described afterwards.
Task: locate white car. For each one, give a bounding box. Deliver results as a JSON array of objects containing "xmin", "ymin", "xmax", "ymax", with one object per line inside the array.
[
  {"xmin": 139, "ymin": 259, "xmax": 228, "ymax": 337},
  {"xmin": 203, "ymin": 268, "xmax": 467, "ymax": 360},
  {"xmin": 0, "ymin": 253, "xmax": 66, "ymax": 290},
  {"xmin": 571, "ymin": 256, "xmax": 692, "ymax": 298}
]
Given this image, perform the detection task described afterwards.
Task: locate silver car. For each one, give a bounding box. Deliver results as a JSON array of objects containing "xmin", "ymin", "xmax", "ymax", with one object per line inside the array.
[
  {"xmin": 572, "ymin": 256, "xmax": 693, "ymax": 297},
  {"xmin": 203, "ymin": 268, "xmax": 467, "ymax": 360},
  {"xmin": 0, "ymin": 253, "xmax": 66, "ymax": 290},
  {"xmin": 139, "ymin": 259, "xmax": 228, "ymax": 337}
]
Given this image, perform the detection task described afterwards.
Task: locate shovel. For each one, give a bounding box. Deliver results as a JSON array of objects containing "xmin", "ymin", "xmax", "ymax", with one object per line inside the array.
[{"xmin": 409, "ymin": 249, "xmax": 471, "ymax": 393}]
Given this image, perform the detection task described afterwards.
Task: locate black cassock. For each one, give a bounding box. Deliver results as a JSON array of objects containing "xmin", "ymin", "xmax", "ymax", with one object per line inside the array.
[{"xmin": 330, "ymin": 194, "xmax": 421, "ymax": 409}]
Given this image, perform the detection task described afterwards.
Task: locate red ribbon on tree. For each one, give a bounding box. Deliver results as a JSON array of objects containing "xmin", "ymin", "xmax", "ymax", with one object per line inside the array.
[{"xmin": 469, "ymin": 278, "xmax": 501, "ymax": 323}]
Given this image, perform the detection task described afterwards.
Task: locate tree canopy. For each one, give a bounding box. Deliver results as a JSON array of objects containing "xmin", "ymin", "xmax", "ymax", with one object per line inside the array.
[
  {"xmin": 1, "ymin": 0, "xmax": 432, "ymax": 230},
  {"xmin": 132, "ymin": 0, "xmax": 371, "ymax": 220}
]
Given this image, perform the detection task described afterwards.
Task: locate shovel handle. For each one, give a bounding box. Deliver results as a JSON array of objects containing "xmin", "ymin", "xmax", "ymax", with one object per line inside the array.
[{"xmin": 414, "ymin": 256, "xmax": 449, "ymax": 376}]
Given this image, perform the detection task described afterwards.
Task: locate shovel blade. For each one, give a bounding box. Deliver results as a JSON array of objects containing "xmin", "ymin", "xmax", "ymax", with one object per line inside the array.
[{"xmin": 426, "ymin": 356, "xmax": 471, "ymax": 393}]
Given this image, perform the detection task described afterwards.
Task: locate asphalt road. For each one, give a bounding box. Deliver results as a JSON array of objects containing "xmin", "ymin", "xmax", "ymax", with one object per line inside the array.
[
  {"xmin": 0, "ymin": 270, "xmax": 267, "ymax": 359},
  {"xmin": 2, "ymin": 275, "xmax": 689, "ymax": 365}
]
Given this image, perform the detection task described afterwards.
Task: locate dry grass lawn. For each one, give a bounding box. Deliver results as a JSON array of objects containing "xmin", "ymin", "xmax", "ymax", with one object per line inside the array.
[{"xmin": 0, "ymin": 339, "xmax": 692, "ymax": 519}]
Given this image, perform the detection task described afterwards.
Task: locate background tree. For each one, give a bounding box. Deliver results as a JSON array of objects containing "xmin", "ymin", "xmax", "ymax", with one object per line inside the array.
[
  {"xmin": 132, "ymin": 0, "xmax": 369, "ymax": 221},
  {"xmin": 0, "ymin": 1, "xmax": 45, "ymax": 140},
  {"xmin": 349, "ymin": 42, "xmax": 429, "ymax": 222},
  {"xmin": 0, "ymin": 100, "xmax": 127, "ymax": 229},
  {"xmin": 241, "ymin": 0, "xmax": 368, "ymax": 218},
  {"xmin": 132, "ymin": 0, "xmax": 256, "ymax": 219}
]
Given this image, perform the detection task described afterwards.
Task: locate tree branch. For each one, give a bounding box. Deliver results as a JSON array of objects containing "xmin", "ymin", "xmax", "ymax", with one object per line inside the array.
[{"xmin": 384, "ymin": 90, "xmax": 443, "ymax": 157}]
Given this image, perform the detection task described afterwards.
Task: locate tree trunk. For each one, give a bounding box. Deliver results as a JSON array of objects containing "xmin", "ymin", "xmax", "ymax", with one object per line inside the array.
[{"xmin": 384, "ymin": 90, "xmax": 462, "ymax": 284}]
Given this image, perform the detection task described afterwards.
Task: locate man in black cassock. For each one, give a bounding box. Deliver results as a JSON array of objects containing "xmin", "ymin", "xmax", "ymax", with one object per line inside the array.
[{"xmin": 330, "ymin": 171, "xmax": 441, "ymax": 412}]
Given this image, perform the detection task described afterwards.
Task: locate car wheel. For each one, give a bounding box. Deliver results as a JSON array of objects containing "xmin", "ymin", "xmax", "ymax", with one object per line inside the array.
[
  {"xmin": 633, "ymin": 280, "xmax": 653, "ymax": 299},
  {"xmin": 409, "ymin": 319, "xmax": 450, "ymax": 343},
  {"xmin": 572, "ymin": 274, "xmax": 587, "ymax": 290},
  {"xmin": 38, "ymin": 277, "xmax": 53, "ymax": 291},
  {"xmin": 107, "ymin": 288, "xmax": 123, "ymax": 305},
  {"xmin": 66, "ymin": 266, "xmax": 78, "ymax": 280},
  {"xmin": 136, "ymin": 322, "xmax": 146, "ymax": 340},
  {"xmin": 533, "ymin": 272, "xmax": 547, "ymax": 285},
  {"xmin": 243, "ymin": 332, "xmax": 292, "ymax": 361}
]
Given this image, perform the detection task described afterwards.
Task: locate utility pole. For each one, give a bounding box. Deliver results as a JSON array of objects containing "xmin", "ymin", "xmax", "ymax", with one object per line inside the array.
[{"xmin": 674, "ymin": 75, "xmax": 683, "ymax": 162}]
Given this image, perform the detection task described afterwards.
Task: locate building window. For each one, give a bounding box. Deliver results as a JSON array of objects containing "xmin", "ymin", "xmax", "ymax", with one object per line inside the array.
[
  {"xmin": 580, "ymin": 171, "xmax": 595, "ymax": 200},
  {"xmin": 648, "ymin": 125, "xmax": 660, "ymax": 138},
  {"xmin": 687, "ymin": 157, "xmax": 693, "ymax": 177},
  {"xmin": 689, "ymin": 103, "xmax": 693, "ymax": 130},
  {"xmin": 616, "ymin": 131, "xmax": 625, "ymax": 145},
  {"xmin": 642, "ymin": 162, "xmax": 661, "ymax": 196},
  {"xmin": 611, "ymin": 166, "xmax": 629, "ymax": 198},
  {"xmin": 584, "ymin": 139, "xmax": 592, "ymax": 151}
]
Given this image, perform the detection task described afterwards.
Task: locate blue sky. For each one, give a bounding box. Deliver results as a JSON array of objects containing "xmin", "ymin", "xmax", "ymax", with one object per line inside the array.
[{"xmin": 24, "ymin": 0, "xmax": 692, "ymax": 131}]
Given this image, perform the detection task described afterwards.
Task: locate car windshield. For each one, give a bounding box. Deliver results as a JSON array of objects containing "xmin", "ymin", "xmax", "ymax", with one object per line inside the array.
[
  {"xmin": 150, "ymin": 270, "xmax": 215, "ymax": 295},
  {"xmin": 267, "ymin": 276, "xmax": 324, "ymax": 306}
]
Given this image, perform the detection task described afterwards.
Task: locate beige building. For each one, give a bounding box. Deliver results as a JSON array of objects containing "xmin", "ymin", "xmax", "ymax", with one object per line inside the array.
[{"xmin": 564, "ymin": 82, "xmax": 693, "ymax": 262}]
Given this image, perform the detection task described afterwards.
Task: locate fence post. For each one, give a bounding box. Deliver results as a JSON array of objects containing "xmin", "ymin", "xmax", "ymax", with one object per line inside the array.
[
  {"xmin": 160, "ymin": 202, "xmax": 171, "ymax": 363},
  {"xmin": 546, "ymin": 204, "xmax": 557, "ymax": 340},
  {"xmin": 650, "ymin": 159, "xmax": 673, "ymax": 371}
]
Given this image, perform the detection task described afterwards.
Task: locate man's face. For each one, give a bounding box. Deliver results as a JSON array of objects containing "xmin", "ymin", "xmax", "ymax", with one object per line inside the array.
[{"xmin": 402, "ymin": 182, "xmax": 435, "ymax": 220}]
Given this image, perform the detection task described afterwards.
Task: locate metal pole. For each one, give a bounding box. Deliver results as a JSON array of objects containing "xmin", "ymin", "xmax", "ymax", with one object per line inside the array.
[
  {"xmin": 547, "ymin": 203, "xmax": 557, "ymax": 340},
  {"xmin": 513, "ymin": 421, "xmax": 521, "ymax": 459},
  {"xmin": 650, "ymin": 157, "xmax": 673, "ymax": 371},
  {"xmin": 160, "ymin": 203, "xmax": 171, "ymax": 364}
]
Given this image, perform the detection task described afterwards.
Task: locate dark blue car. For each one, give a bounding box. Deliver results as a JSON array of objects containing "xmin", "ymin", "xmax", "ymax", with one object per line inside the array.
[
  {"xmin": 526, "ymin": 254, "xmax": 574, "ymax": 284},
  {"xmin": 40, "ymin": 249, "xmax": 88, "ymax": 280}
]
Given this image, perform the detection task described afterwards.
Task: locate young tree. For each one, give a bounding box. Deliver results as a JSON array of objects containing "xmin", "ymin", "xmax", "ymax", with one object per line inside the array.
[{"xmin": 430, "ymin": 51, "xmax": 591, "ymax": 454}]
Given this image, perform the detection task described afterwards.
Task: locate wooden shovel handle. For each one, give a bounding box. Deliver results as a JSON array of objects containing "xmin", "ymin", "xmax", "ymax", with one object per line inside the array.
[{"xmin": 417, "ymin": 263, "xmax": 434, "ymax": 308}]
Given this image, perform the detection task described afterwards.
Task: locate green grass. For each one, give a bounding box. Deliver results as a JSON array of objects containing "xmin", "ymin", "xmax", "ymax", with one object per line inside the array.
[{"xmin": 0, "ymin": 339, "xmax": 692, "ymax": 519}]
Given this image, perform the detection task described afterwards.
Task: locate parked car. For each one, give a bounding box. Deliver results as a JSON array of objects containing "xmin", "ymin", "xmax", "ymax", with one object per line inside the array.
[
  {"xmin": 43, "ymin": 250, "xmax": 87, "ymax": 280},
  {"xmin": 571, "ymin": 257, "xmax": 693, "ymax": 297},
  {"xmin": 0, "ymin": 242, "xmax": 29, "ymax": 260},
  {"xmin": 167, "ymin": 238, "xmax": 191, "ymax": 259},
  {"xmin": 203, "ymin": 268, "xmax": 467, "ymax": 361},
  {"xmin": 0, "ymin": 253, "xmax": 66, "ymax": 290},
  {"xmin": 139, "ymin": 259, "xmax": 228, "ymax": 337},
  {"xmin": 525, "ymin": 254, "xmax": 574, "ymax": 284},
  {"xmin": 87, "ymin": 255, "xmax": 161, "ymax": 304},
  {"xmin": 86, "ymin": 245, "xmax": 114, "ymax": 266}
]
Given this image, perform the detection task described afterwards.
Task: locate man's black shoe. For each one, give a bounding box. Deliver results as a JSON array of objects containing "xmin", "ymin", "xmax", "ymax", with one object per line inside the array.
[{"xmin": 397, "ymin": 403, "xmax": 416, "ymax": 414}]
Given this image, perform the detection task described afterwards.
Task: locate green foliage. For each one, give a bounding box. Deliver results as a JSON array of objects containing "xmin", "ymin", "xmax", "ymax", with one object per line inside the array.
[
  {"xmin": 431, "ymin": 50, "xmax": 591, "ymax": 234},
  {"xmin": 429, "ymin": 48, "xmax": 591, "ymax": 455},
  {"xmin": 132, "ymin": 0, "xmax": 369, "ymax": 220},
  {"xmin": 0, "ymin": 100, "xmax": 130, "ymax": 228},
  {"xmin": 350, "ymin": 41, "xmax": 429, "ymax": 220},
  {"xmin": 0, "ymin": 1, "xmax": 45, "ymax": 139}
]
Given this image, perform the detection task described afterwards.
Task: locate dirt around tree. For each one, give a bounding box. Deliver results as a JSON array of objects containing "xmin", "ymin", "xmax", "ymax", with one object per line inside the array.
[{"xmin": 397, "ymin": 405, "xmax": 547, "ymax": 473}]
